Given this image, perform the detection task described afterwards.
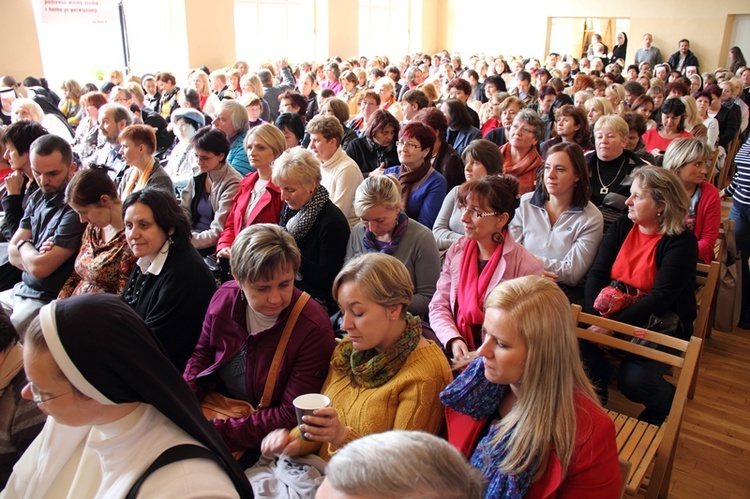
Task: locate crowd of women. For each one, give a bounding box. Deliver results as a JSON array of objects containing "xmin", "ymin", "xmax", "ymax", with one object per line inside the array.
[{"xmin": 0, "ymin": 39, "xmax": 744, "ymax": 498}]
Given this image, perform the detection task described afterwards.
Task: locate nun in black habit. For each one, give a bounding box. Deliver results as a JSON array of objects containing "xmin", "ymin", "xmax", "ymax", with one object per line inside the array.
[{"xmin": 2, "ymin": 293, "xmax": 253, "ymax": 498}]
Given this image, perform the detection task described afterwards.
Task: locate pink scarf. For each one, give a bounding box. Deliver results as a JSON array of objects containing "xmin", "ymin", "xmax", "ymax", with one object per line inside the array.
[{"xmin": 456, "ymin": 237, "xmax": 504, "ymax": 350}]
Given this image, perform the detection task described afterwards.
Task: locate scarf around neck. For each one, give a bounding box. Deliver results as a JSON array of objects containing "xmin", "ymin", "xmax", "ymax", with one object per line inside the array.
[
  {"xmin": 456, "ymin": 235, "xmax": 505, "ymax": 350},
  {"xmin": 331, "ymin": 313, "xmax": 422, "ymax": 388},
  {"xmin": 500, "ymin": 142, "xmax": 542, "ymax": 194},
  {"xmin": 362, "ymin": 210, "xmax": 408, "ymax": 255},
  {"xmin": 397, "ymin": 160, "xmax": 432, "ymax": 211},
  {"xmin": 280, "ymin": 184, "xmax": 329, "ymax": 244}
]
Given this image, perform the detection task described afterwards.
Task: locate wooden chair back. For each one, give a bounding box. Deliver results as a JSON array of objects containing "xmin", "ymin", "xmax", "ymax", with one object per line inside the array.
[
  {"xmin": 690, "ymin": 261, "xmax": 720, "ymax": 399},
  {"xmin": 573, "ymin": 305, "xmax": 702, "ymax": 498},
  {"xmin": 716, "ymin": 136, "xmax": 740, "ymax": 190},
  {"xmin": 706, "ymin": 146, "xmax": 720, "ymax": 183}
]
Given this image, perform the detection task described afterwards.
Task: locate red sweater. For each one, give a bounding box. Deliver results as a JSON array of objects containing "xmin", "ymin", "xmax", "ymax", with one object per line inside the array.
[{"xmin": 445, "ymin": 392, "xmax": 621, "ymax": 498}]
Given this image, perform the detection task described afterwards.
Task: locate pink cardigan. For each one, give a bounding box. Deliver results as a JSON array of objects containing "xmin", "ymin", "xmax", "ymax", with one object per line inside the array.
[
  {"xmin": 429, "ymin": 235, "xmax": 544, "ymax": 348},
  {"xmin": 693, "ymin": 181, "xmax": 721, "ymax": 264}
]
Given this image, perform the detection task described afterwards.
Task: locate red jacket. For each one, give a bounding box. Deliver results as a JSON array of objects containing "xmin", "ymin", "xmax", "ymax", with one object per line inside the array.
[
  {"xmin": 216, "ymin": 171, "xmax": 283, "ymax": 251},
  {"xmin": 693, "ymin": 181, "xmax": 721, "ymax": 264},
  {"xmin": 445, "ymin": 393, "xmax": 621, "ymax": 498}
]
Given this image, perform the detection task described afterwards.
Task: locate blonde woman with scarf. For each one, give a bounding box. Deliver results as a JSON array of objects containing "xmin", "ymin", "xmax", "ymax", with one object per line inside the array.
[
  {"xmin": 429, "ymin": 175, "xmax": 543, "ymax": 362},
  {"xmin": 260, "ymin": 253, "xmax": 451, "ymax": 465}
]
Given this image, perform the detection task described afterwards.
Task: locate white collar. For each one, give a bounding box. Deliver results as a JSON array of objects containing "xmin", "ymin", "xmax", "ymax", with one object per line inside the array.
[{"xmin": 136, "ymin": 239, "xmax": 170, "ymax": 275}]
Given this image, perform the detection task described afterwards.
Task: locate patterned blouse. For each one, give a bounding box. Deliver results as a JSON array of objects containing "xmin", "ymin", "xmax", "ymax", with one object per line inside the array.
[{"xmin": 58, "ymin": 225, "xmax": 136, "ymax": 298}]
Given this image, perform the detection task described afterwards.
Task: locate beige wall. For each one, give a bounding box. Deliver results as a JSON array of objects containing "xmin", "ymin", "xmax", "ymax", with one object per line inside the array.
[
  {"xmin": 0, "ymin": 1, "xmax": 43, "ymax": 79},
  {"xmin": 184, "ymin": 0, "xmax": 235, "ymax": 70},
  {"xmin": 441, "ymin": 0, "xmax": 750, "ymax": 72}
]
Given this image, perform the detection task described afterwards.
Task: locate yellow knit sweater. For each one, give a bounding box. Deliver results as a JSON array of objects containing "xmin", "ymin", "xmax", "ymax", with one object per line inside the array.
[{"xmin": 296, "ymin": 338, "xmax": 452, "ymax": 461}]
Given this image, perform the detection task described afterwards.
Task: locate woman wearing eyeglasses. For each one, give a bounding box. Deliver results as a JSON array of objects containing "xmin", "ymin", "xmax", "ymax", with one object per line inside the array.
[
  {"xmin": 429, "ymin": 175, "xmax": 544, "ymax": 362},
  {"xmin": 500, "ymin": 110, "xmax": 544, "ymax": 195},
  {"xmin": 383, "ymin": 122, "xmax": 447, "ymax": 229},
  {"xmin": 180, "ymin": 127, "xmax": 242, "ymax": 257},
  {"xmin": 215, "ymin": 124, "xmax": 286, "ymax": 260}
]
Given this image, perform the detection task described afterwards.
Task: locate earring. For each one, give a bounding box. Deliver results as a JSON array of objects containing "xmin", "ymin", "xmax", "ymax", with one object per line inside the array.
[{"xmin": 491, "ymin": 231, "xmax": 505, "ymax": 245}]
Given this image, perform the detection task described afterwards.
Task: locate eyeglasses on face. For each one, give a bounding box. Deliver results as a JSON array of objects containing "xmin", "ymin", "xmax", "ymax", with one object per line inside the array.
[
  {"xmin": 459, "ymin": 205, "xmax": 500, "ymax": 218},
  {"xmin": 396, "ymin": 139, "xmax": 422, "ymax": 150},
  {"xmin": 193, "ymin": 153, "xmax": 217, "ymax": 162},
  {"xmin": 26, "ymin": 383, "xmax": 73, "ymax": 405}
]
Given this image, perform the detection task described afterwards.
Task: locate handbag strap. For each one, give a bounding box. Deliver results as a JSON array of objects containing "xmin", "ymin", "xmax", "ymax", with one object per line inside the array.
[
  {"xmin": 125, "ymin": 444, "xmax": 224, "ymax": 499},
  {"xmin": 258, "ymin": 292, "xmax": 310, "ymax": 409}
]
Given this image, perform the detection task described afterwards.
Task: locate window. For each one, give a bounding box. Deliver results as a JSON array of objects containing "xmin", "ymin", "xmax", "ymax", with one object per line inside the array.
[
  {"xmin": 234, "ymin": 0, "xmax": 315, "ymax": 68},
  {"xmin": 358, "ymin": 0, "xmax": 410, "ymax": 59}
]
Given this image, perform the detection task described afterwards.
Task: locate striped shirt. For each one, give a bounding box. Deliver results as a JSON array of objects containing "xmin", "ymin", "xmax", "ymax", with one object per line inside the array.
[{"xmin": 727, "ymin": 137, "xmax": 750, "ymax": 206}]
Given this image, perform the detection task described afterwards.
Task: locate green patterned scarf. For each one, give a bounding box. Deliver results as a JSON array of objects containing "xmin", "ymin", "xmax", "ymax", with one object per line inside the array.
[{"xmin": 332, "ymin": 313, "xmax": 422, "ymax": 388}]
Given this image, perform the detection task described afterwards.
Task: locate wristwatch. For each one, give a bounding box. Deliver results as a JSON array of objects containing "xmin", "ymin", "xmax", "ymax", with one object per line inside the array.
[{"xmin": 16, "ymin": 239, "xmax": 34, "ymax": 250}]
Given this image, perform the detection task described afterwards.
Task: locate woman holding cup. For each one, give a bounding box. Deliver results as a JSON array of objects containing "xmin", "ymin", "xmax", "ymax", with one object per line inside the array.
[{"xmin": 261, "ymin": 253, "xmax": 451, "ymax": 460}]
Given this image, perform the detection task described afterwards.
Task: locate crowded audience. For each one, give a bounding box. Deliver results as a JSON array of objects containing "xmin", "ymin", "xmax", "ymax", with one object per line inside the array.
[{"xmin": 0, "ymin": 29, "xmax": 747, "ymax": 498}]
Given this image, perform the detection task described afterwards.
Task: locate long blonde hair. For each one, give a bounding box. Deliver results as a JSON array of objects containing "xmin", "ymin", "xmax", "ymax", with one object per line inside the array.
[{"xmin": 485, "ymin": 275, "xmax": 598, "ymax": 480}]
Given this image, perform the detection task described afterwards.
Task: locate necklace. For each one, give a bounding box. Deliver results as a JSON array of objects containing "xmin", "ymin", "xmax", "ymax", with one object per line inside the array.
[{"xmin": 596, "ymin": 155, "xmax": 627, "ymax": 195}]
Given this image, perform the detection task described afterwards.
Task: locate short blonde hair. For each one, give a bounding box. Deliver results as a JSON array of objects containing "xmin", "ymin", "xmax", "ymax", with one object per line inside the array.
[
  {"xmin": 353, "ymin": 175, "xmax": 402, "ymax": 216},
  {"xmin": 332, "ymin": 253, "xmax": 413, "ymax": 317},
  {"xmin": 209, "ymin": 70, "xmax": 227, "ymax": 85},
  {"xmin": 663, "ymin": 137, "xmax": 711, "ymax": 174},
  {"xmin": 230, "ymin": 224, "xmax": 301, "ymax": 283},
  {"xmin": 272, "ymin": 147, "xmax": 322, "ymax": 187},
  {"xmin": 630, "ymin": 165, "xmax": 689, "ymax": 236},
  {"xmin": 594, "ymin": 114, "xmax": 629, "ymax": 139},
  {"xmin": 605, "ymin": 83, "xmax": 625, "ymax": 104},
  {"xmin": 244, "ymin": 123, "xmax": 287, "ymax": 159},
  {"xmin": 11, "ymin": 98, "xmax": 44, "ymax": 123},
  {"xmin": 238, "ymin": 92, "xmax": 262, "ymax": 108},
  {"xmin": 375, "ymin": 78, "xmax": 395, "ymax": 96}
]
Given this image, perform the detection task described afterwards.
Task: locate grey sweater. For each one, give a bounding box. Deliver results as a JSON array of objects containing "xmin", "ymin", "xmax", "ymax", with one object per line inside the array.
[{"xmin": 346, "ymin": 218, "xmax": 441, "ymax": 317}]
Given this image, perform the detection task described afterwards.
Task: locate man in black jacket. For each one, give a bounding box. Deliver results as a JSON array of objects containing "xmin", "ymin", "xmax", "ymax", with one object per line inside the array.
[{"xmin": 667, "ymin": 39, "xmax": 700, "ymax": 75}]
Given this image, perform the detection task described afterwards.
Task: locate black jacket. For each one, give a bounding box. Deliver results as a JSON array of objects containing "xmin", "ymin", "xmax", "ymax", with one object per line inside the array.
[
  {"xmin": 288, "ymin": 200, "xmax": 350, "ymax": 315},
  {"xmin": 122, "ymin": 244, "xmax": 216, "ymax": 371},
  {"xmin": 584, "ymin": 216, "xmax": 698, "ymax": 338}
]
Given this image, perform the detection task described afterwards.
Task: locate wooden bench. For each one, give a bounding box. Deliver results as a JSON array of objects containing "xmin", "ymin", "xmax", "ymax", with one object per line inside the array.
[{"xmin": 573, "ymin": 305, "xmax": 702, "ymax": 498}]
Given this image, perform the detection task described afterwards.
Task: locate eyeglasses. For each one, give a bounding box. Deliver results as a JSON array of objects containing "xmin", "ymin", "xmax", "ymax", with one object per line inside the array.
[
  {"xmin": 510, "ymin": 124, "xmax": 536, "ymax": 135},
  {"xmin": 27, "ymin": 383, "xmax": 73, "ymax": 405},
  {"xmin": 396, "ymin": 139, "xmax": 422, "ymax": 150},
  {"xmin": 459, "ymin": 206, "xmax": 500, "ymax": 219},
  {"xmin": 193, "ymin": 153, "xmax": 217, "ymax": 162}
]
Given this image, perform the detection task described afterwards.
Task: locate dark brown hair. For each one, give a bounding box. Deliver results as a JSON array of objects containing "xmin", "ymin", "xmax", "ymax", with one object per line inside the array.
[
  {"xmin": 541, "ymin": 142, "xmax": 591, "ymax": 208},
  {"xmin": 66, "ymin": 165, "xmax": 119, "ymax": 206},
  {"xmin": 458, "ymin": 174, "xmax": 520, "ymax": 223}
]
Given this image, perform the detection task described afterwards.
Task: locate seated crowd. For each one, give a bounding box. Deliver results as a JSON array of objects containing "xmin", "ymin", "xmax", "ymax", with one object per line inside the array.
[{"xmin": 0, "ymin": 35, "xmax": 745, "ymax": 498}]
